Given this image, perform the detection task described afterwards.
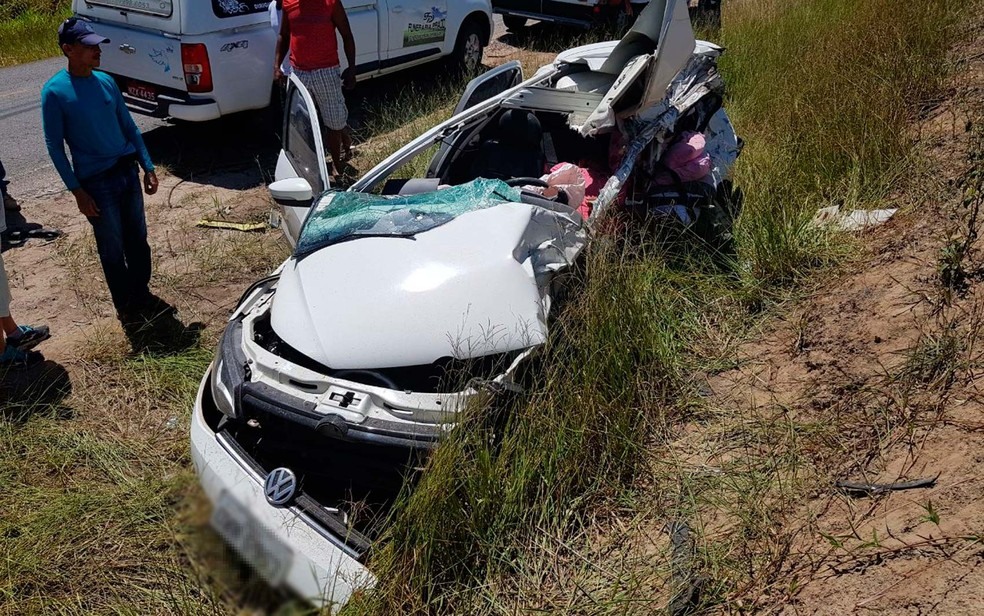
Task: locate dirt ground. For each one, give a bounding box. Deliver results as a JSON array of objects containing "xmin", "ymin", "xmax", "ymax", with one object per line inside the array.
[
  {"xmin": 699, "ymin": 17, "xmax": 984, "ymax": 616},
  {"xmin": 2, "ymin": 170, "xmax": 285, "ymax": 361}
]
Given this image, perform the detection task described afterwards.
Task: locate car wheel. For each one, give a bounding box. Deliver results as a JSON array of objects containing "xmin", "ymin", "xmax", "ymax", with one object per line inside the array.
[
  {"xmin": 694, "ymin": 0, "xmax": 722, "ymax": 29},
  {"xmin": 502, "ymin": 15, "xmax": 527, "ymax": 31},
  {"xmin": 451, "ymin": 22, "xmax": 484, "ymax": 74}
]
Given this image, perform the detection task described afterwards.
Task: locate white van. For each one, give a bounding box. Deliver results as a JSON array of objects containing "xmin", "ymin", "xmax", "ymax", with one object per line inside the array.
[{"xmin": 71, "ymin": 0, "xmax": 493, "ymax": 122}]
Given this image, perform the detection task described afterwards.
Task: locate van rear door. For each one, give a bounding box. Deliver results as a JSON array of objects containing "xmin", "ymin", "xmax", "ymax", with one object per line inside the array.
[{"xmin": 72, "ymin": 0, "xmax": 188, "ymax": 96}]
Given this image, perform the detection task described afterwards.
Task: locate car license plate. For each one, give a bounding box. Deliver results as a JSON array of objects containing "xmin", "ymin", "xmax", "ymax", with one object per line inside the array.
[
  {"xmin": 211, "ymin": 491, "xmax": 292, "ymax": 586},
  {"xmin": 126, "ymin": 81, "xmax": 157, "ymax": 102}
]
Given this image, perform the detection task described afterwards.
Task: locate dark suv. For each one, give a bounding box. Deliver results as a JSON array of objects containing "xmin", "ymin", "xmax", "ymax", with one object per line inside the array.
[{"xmin": 494, "ymin": 0, "xmax": 721, "ymax": 31}]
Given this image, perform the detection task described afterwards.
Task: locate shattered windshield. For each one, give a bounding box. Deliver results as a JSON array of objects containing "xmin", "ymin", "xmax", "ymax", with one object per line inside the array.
[{"xmin": 295, "ymin": 179, "xmax": 522, "ymax": 256}]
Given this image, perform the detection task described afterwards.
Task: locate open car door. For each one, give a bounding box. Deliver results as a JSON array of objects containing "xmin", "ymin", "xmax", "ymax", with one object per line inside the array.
[{"xmin": 269, "ymin": 74, "xmax": 331, "ymax": 247}]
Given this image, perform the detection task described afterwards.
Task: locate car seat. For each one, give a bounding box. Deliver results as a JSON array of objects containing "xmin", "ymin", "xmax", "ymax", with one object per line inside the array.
[{"xmin": 467, "ymin": 110, "xmax": 547, "ymax": 182}]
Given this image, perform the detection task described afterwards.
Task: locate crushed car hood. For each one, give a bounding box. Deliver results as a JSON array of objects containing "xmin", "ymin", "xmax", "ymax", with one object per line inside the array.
[{"xmin": 270, "ymin": 201, "xmax": 585, "ymax": 370}]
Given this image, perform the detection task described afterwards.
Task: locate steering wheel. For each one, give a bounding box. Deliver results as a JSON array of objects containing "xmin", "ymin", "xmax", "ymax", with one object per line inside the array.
[{"xmin": 504, "ymin": 177, "xmax": 549, "ymax": 188}]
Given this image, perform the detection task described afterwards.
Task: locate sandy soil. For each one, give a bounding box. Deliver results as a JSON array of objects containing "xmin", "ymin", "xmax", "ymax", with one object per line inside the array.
[
  {"xmin": 1, "ymin": 169, "xmax": 285, "ymax": 364},
  {"xmin": 702, "ymin": 17, "xmax": 984, "ymax": 615}
]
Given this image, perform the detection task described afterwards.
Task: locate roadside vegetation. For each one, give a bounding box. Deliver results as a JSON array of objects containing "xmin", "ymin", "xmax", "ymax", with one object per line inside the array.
[
  {"xmin": 0, "ymin": 0, "xmax": 71, "ymax": 67},
  {"xmin": 0, "ymin": 0, "xmax": 979, "ymax": 614},
  {"xmin": 343, "ymin": 0, "xmax": 978, "ymax": 613}
]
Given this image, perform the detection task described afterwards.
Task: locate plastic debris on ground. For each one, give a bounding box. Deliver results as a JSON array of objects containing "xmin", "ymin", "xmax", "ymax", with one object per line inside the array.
[
  {"xmin": 196, "ymin": 219, "xmax": 268, "ymax": 232},
  {"xmin": 812, "ymin": 205, "xmax": 898, "ymax": 231}
]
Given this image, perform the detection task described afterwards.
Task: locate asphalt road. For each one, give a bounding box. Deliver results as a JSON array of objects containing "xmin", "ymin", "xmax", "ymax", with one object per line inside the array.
[{"xmin": 0, "ymin": 15, "xmax": 510, "ymax": 200}]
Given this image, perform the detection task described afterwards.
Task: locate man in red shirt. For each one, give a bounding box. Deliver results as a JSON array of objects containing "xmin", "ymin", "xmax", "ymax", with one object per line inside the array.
[{"xmin": 274, "ymin": 0, "xmax": 357, "ymax": 183}]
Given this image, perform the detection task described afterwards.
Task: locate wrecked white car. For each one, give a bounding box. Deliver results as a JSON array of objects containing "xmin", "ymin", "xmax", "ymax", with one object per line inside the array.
[{"xmin": 190, "ymin": 0, "xmax": 740, "ymax": 607}]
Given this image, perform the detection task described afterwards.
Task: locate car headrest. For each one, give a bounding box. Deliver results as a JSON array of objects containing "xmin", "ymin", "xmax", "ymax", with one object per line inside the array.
[{"xmin": 497, "ymin": 110, "xmax": 543, "ymax": 148}]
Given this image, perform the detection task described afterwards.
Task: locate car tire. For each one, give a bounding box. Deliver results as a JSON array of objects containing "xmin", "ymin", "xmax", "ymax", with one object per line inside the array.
[
  {"xmin": 502, "ymin": 15, "xmax": 527, "ymax": 31},
  {"xmin": 694, "ymin": 0, "xmax": 722, "ymax": 29},
  {"xmin": 451, "ymin": 21, "xmax": 484, "ymax": 75}
]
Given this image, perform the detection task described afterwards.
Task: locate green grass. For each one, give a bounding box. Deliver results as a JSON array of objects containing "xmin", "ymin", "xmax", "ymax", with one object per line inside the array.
[
  {"xmin": 0, "ymin": 1, "xmax": 71, "ymax": 67},
  {"xmin": 722, "ymin": 0, "xmax": 956, "ymax": 285},
  {"xmin": 0, "ymin": 351, "xmax": 222, "ymax": 614}
]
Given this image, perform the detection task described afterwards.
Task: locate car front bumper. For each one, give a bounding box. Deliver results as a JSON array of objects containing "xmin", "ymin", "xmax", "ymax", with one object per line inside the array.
[{"xmin": 190, "ymin": 367, "xmax": 374, "ymax": 607}]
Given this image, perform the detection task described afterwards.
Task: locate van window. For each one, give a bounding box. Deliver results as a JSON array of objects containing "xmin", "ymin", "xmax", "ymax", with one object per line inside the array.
[
  {"xmin": 85, "ymin": 0, "xmax": 173, "ymax": 18},
  {"xmin": 212, "ymin": 0, "xmax": 270, "ymax": 18}
]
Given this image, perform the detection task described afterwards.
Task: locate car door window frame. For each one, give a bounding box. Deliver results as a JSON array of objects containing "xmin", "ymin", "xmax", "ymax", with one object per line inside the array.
[
  {"xmin": 453, "ymin": 61, "xmax": 524, "ymax": 115},
  {"xmin": 356, "ymin": 66, "xmax": 556, "ymax": 194},
  {"xmin": 283, "ymin": 73, "xmax": 330, "ymax": 196}
]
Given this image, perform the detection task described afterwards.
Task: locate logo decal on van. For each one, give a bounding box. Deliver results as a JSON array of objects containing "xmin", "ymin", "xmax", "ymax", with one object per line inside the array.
[
  {"xmin": 220, "ymin": 40, "xmax": 250, "ymax": 52},
  {"xmin": 149, "ymin": 46, "xmax": 175, "ymax": 73},
  {"xmin": 405, "ymin": 7, "xmax": 446, "ymax": 47}
]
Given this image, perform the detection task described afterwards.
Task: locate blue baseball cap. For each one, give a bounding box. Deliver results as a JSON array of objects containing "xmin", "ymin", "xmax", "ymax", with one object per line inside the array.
[{"xmin": 58, "ymin": 17, "xmax": 110, "ymax": 46}]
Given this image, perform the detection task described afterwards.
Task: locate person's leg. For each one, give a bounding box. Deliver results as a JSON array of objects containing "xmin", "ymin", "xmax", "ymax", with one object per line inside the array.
[
  {"xmin": 0, "ymin": 156, "xmax": 8, "ymax": 196},
  {"xmin": 117, "ymin": 165, "xmax": 152, "ymax": 301},
  {"xmin": 0, "ymin": 254, "xmax": 39, "ymax": 364},
  {"xmin": 0, "ymin": 253, "xmax": 10, "ymax": 356},
  {"xmin": 0, "ymin": 156, "xmax": 18, "ymax": 212},
  {"xmin": 326, "ymin": 129, "xmax": 344, "ymax": 176},
  {"xmin": 341, "ymin": 125, "xmax": 354, "ymax": 162},
  {"xmin": 297, "ymin": 67, "xmax": 350, "ymax": 178},
  {"xmin": 0, "ymin": 252, "xmax": 45, "ymax": 365},
  {"xmin": 82, "ymin": 173, "xmax": 132, "ymax": 316},
  {"xmin": 313, "ymin": 67, "xmax": 349, "ymax": 178}
]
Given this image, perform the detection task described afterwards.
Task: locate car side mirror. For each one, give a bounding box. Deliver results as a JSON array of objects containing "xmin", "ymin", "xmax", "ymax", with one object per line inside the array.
[{"xmin": 269, "ymin": 177, "xmax": 313, "ymax": 202}]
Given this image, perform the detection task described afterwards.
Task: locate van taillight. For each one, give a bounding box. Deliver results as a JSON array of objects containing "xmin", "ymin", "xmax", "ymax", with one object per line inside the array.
[{"xmin": 181, "ymin": 43, "xmax": 213, "ymax": 93}]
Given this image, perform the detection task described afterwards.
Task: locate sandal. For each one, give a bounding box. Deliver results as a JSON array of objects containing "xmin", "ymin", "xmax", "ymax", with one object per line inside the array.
[
  {"xmin": 26, "ymin": 228, "xmax": 62, "ymax": 240},
  {"xmin": 6, "ymin": 324, "xmax": 50, "ymax": 351},
  {"xmin": 0, "ymin": 344, "xmax": 42, "ymax": 369}
]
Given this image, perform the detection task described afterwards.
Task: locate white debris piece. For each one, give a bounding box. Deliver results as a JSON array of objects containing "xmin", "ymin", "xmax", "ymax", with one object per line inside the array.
[{"xmin": 813, "ymin": 205, "xmax": 898, "ymax": 231}]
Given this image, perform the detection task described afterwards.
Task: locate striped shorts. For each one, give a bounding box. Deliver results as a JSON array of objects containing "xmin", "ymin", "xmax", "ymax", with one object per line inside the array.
[{"xmin": 294, "ymin": 65, "xmax": 348, "ymax": 131}]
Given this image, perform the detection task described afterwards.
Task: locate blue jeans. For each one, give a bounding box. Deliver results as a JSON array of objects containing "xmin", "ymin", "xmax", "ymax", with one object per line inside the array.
[{"xmin": 80, "ymin": 162, "xmax": 152, "ymax": 314}]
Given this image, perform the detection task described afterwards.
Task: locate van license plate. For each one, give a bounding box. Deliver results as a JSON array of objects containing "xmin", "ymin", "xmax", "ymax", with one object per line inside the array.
[
  {"xmin": 126, "ymin": 82, "xmax": 157, "ymax": 102},
  {"xmin": 211, "ymin": 491, "xmax": 292, "ymax": 586}
]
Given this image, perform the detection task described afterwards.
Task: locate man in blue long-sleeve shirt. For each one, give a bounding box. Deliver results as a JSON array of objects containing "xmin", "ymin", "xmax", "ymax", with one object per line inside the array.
[{"xmin": 42, "ymin": 17, "xmax": 161, "ymax": 323}]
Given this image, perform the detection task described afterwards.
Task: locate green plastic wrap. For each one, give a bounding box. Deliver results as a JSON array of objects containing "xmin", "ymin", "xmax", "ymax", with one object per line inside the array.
[{"xmin": 295, "ymin": 178, "xmax": 522, "ymax": 256}]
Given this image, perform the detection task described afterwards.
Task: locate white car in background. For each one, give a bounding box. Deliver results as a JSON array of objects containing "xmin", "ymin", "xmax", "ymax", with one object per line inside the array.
[
  {"xmin": 71, "ymin": 0, "xmax": 492, "ymax": 121},
  {"xmin": 190, "ymin": 0, "xmax": 740, "ymax": 607}
]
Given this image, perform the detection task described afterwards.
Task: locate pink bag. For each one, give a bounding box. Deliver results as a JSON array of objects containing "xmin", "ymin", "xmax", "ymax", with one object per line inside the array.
[
  {"xmin": 654, "ymin": 131, "xmax": 712, "ymax": 185},
  {"xmin": 524, "ymin": 163, "xmax": 593, "ymax": 219}
]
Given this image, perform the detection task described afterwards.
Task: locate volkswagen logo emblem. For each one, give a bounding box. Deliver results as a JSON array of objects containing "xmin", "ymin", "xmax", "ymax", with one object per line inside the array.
[{"xmin": 264, "ymin": 467, "xmax": 297, "ymax": 507}]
